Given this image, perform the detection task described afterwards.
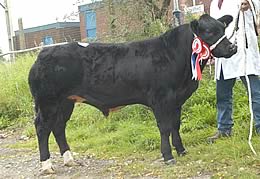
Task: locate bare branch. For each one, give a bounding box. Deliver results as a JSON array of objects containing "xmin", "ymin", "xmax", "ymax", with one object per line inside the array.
[
  {"xmin": 0, "ymin": 2, "xmax": 6, "ymax": 9},
  {"xmin": 143, "ymin": 0, "xmax": 171, "ymax": 20},
  {"xmin": 159, "ymin": 0, "xmax": 171, "ymax": 18}
]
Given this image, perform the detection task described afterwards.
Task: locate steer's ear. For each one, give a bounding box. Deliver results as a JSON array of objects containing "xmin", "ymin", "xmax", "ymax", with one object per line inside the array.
[
  {"xmin": 190, "ymin": 19, "xmax": 199, "ymax": 35},
  {"xmin": 217, "ymin": 15, "xmax": 233, "ymax": 28}
]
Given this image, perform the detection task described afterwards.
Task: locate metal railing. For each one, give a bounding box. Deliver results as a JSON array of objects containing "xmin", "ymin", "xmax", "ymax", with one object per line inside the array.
[{"xmin": 0, "ymin": 42, "xmax": 69, "ymax": 57}]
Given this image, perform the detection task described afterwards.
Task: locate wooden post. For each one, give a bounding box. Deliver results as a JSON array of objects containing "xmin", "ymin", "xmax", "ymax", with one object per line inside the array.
[
  {"xmin": 4, "ymin": 0, "xmax": 15, "ymax": 59},
  {"xmin": 18, "ymin": 18, "xmax": 26, "ymax": 50}
]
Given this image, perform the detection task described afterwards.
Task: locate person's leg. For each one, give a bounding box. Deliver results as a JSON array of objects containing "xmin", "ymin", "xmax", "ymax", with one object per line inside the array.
[
  {"xmin": 240, "ymin": 75, "xmax": 260, "ymax": 133},
  {"xmin": 216, "ymin": 71, "xmax": 236, "ymax": 133},
  {"xmin": 208, "ymin": 71, "xmax": 235, "ymax": 142}
]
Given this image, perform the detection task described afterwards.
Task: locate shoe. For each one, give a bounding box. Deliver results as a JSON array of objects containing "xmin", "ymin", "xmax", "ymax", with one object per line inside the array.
[{"xmin": 208, "ymin": 130, "xmax": 231, "ymax": 143}]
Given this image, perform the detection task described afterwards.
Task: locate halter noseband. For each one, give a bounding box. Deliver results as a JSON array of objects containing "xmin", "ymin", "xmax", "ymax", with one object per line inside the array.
[{"xmin": 210, "ymin": 35, "xmax": 227, "ymax": 51}]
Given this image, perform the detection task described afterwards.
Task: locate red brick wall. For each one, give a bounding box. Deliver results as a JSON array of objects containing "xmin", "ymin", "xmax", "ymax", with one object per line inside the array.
[
  {"xmin": 15, "ymin": 27, "xmax": 81, "ymax": 50},
  {"xmin": 79, "ymin": 6, "xmax": 110, "ymax": 42},
  {"xmin": 79, "ymin": 13, "xmax": 87, "ymax": 41},
  {"xmin": 96, "ymin": 7, "xmax": 109, "ymax": 40}
]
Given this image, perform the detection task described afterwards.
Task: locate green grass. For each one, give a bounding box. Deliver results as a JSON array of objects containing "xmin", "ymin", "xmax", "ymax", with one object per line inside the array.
[
  {"xmin": 0, "ymin": 53, "xmax": 35, "ymax": 129},
  {"xmin": 1, "ymin": 54, "xmax": 260, "ymax": 178}
]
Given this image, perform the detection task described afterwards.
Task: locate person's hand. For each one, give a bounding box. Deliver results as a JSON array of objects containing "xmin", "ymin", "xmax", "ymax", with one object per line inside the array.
[{"xmin": 240, "ymin": 0, "xmax": 251, "ymax": 12}]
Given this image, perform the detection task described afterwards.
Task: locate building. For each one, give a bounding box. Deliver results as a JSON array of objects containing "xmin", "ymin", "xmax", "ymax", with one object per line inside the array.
[
  {"xmin": 78, "ymin": 0, "xmax": 212, "ymax": 42},
  {"xmin": 78, "ymin": 1, "xmax": 108, "ymax": 42},
  {"xmin": 14, "ymin": 22, "xmax": 81, "ymax": 50},
  {"xmin": 78, "ymin": 0, "xmax": 143, "ymax": 42}
]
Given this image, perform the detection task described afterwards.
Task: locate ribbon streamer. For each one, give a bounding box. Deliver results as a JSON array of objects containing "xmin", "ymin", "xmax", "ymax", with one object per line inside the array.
[{"xmin": 191, "ymin": 36, "xmax": 211, "ymax": 80}]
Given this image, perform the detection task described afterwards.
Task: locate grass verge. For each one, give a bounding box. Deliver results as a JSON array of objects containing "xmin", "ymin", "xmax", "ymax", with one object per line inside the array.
[{"xmin": 1, "ymin": 54, "xmax": 260, "ymax": 178}]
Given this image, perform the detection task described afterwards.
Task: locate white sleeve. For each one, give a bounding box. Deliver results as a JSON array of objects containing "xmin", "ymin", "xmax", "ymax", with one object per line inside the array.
[
  {"xmin": 251, "ymin": 0, "xmax": 260, "ymax": 12},
  {"xmin": 210, "ymin": 0, "xmax": 219, "ymax": 18}
]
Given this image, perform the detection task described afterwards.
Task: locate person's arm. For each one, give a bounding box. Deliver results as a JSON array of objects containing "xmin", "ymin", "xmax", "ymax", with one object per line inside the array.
[{"xmin": 251, "ymin": 0, "xmax": 260, "ymax": 12}]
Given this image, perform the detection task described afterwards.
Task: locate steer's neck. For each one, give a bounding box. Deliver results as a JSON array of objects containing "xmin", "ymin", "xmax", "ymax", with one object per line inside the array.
[
  {"xmin": 161, "ymin": 24, "xmax": 194, "ymax": 59},
  {"xmin": 160, "ymin": 24, "xmax": 209, "ymax": 79}
]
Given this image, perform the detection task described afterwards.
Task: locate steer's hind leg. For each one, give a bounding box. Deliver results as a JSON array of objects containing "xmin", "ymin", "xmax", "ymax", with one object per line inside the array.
[
  {"xmin": 52, "ymin": 99, "xmax": 75, "ymax": 166},
  {"xmin": 171, "ymin": 107, "xmax": 186, "ymax": 156},
  {"xmin": 35, "ymin": 103, "xmax": 58, "ymax": 174}
]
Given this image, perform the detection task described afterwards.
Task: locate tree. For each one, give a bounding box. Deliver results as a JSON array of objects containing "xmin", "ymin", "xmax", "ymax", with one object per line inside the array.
[
  {"xmin": 143, "ymin": 0, "xmax": 171, "ymax": 21},
  {"xmin": 103, "ymin": 0, "xmax": 171, "ymax": 40}
]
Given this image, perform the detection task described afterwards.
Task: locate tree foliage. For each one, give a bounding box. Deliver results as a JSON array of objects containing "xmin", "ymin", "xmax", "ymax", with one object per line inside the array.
[
  {"xmin": 143, "ymin": 0, "xmax": 171, "ymax": 21},
  {"xmin": 102, "ymin": 0, "xmax": 171, "ymax": 41}
]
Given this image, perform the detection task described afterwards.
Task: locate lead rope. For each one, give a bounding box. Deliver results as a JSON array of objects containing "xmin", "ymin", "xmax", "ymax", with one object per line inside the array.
[
  {"xmin": 240, "ymin": 0, "xmax": 257, "ymax": 155},
  {"xmin": 246, "ymin": 75, "xmax": 257, "ymax": 155},
  {"xmin": 228, "ymin": 1, "xmax": 257, "ymax": 155}
]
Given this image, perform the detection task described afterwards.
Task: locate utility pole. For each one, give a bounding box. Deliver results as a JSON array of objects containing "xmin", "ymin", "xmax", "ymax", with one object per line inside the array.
[
  {"xmin": 4, "ymin": 0, "xmax": 15, "ymax": 59},
  {"xmin": 192, "ymin": 0, "xmax": 196, "ymax": 6},
  {"xmin": 172, "ymin": 0, "xmax": 181, "ymax": 27}
]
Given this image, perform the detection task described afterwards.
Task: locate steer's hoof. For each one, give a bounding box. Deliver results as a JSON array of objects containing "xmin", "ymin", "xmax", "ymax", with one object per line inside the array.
[
  {"xmin": 40, "ymin": 159, "xmax": 55, "ymax": 175},
  {"xmin": 177, "ymin": 150, "xmax": 187, "ymax": 157},
  {"xmin": 40, "ymin": 167, "xmax": 55, "ymax": 175},
  {"xmin": 64, "ymin": 159, "xmax": 78, "ymax": 167},
  {"xmin": 164, "ymin": 159, "xmax": 176, "ymax": 165},
  {"xmin": 63, "ymin": 150, "xmax": 77, "ymax": 167}
]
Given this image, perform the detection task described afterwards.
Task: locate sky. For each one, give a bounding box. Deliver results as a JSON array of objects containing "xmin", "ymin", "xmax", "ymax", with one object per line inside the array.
[{"xmin": 0, "ymin": 0, "xmax": 93, "ymax": 53}]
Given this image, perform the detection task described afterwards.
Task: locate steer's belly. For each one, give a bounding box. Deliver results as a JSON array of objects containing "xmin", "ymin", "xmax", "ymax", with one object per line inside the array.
[{"xmin": 67, "ymin": 94, "xmax": 125, "ymax": 114}]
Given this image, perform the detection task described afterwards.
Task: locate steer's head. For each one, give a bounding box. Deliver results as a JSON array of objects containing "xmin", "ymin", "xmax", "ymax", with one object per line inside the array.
[{"xmin": 190, "ymin": 14, "xmax": 237, "ymax": 58}]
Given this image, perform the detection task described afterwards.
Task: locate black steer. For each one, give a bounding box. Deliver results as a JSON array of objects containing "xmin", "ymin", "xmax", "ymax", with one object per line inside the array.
[{"xmin": 28, "ymin": 14, "xmax": 237, "ymax": 173}]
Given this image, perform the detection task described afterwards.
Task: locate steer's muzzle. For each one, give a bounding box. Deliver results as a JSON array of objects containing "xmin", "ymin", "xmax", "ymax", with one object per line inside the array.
[
  {"xmin": 212, "ymin": 39, "xmax": 237, "ymax": 58},
  {"xmin": 228, "ymin": 43, "xmax": 237, "ymax": 57}
]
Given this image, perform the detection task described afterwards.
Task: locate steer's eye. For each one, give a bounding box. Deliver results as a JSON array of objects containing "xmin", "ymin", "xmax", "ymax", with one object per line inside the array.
[
  {"xmin": 207, "ymin": 32, "xmax": 214, "ymax": 36},
  {"xmin": 203, "ymin": 29, "xmax": 215, "ymax": 37}
]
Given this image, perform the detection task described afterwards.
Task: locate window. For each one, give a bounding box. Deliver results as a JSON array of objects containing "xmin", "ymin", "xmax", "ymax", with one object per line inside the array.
[{"xmin": 43, "ymin": 36, "xmax": 54, "ymax": 45}]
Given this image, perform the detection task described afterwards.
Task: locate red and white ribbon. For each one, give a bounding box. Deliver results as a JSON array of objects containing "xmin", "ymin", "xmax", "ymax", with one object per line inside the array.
[{"xmin": 191, "ymin": 36, "xmax": 210, "ymax": 80}]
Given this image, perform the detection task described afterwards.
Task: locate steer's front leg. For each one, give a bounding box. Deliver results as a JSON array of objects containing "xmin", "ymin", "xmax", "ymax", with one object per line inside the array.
[
  {"xmin": 159, "ymin": 130, "xmax": 176, "ymax": 164},
  {"xmin": 153, "ymin": 106, "xmax": 176, "ymax": 164},
  {"xmin": 171, "ymin": 107, "xmax": 186, "ymax": 156}
]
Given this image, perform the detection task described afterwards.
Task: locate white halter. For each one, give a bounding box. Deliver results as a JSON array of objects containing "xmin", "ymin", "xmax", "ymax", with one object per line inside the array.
[{"xmin": 209, "ymin": 35, "xmax": 227, "ymax": 51}]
